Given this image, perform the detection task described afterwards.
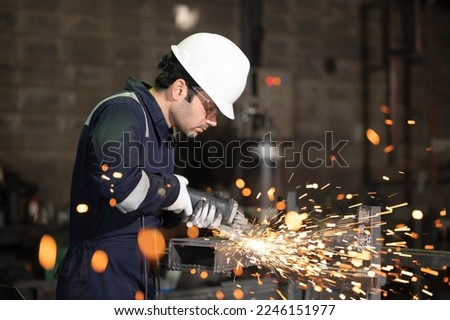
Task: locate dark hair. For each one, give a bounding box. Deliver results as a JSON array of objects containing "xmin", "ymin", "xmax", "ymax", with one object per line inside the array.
[{"xmin": 154, "ymin": 52, "xmax": 199, "ymax": 103}]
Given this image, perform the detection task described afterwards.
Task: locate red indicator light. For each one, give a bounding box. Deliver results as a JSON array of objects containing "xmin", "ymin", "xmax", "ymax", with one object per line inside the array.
[{"xmin": 265, "ymin": 75, "xmax": 283, "ymax": 86}]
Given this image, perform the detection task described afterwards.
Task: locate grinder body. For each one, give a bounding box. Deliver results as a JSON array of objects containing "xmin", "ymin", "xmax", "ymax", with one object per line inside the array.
[{"xmin": 187, "ymin": 187, "xmax": 239, "ymax": 225}]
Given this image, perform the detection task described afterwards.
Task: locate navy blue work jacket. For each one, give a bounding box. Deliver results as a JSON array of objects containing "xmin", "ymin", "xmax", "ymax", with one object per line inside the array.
[{"xmin": 56, "ymin": 76, "xmax": 181, "ymax": 299}]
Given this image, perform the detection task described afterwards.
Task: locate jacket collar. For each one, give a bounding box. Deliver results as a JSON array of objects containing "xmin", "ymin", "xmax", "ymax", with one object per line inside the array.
[{"xmin": 124, "ymin": 75, "xmax": 172, "ymax": 143}]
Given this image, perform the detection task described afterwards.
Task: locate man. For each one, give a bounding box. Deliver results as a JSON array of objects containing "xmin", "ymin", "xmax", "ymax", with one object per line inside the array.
[{"xmin": 55, "ymin": 32, "xmax": 250, "ymax": 299}]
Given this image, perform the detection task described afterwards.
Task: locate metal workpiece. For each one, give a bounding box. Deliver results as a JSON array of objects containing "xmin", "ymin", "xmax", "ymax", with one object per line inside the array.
[
  {"xmin": 382, "ymin": 247, "xmax": 450, "ymax": 269},
  {"xmin": 168, "ymin": 237, "xmax": 253, "ymax": 274}
]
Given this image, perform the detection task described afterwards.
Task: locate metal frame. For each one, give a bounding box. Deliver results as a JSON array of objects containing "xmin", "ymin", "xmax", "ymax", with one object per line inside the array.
[{"xmin": 168, "ymin": 237, "xmax": 253, "ymax": 274}]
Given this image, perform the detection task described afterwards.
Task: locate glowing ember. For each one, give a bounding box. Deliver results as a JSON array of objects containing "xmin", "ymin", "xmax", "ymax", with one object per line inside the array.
[
  {"xmin": 76, "ymin": 203, "xmax": 89, "ymax": 214},
  {"xmin": 112, "ymin": 171, "xmax": 123, "ymax": 179},
  {"xmin": 109, "ymin": 198, "xmax": 117, "ymax": 207},
  {"xmin": 422, "ymin": 288, "xmax": 433, "ymax": 296},
  {"xmin": 233, "ymin": 265, "xmax": 244, "ymax": 277},
  {"xmin": 411, "ymin": 210, "xmax": 423, "ymax": 220},
  {"xmin": 233, "ymin": 288, "xmax": 244, "ymax": 300},
  {"xmin": 91, "ymin": 249, "xmax": 108, "ymax": 273},
  {"xmin": 235, "ymin": 178, "xmax": 245, "ymax": 189},
  {"xmin": 366, "ymin": 128, "xmax": 381, "ymax": 145},
  {"xmin": 242, "ymin": 187, "xmax": 252, "ymax": 197},
  {"xmin": 380, "ymin": 105, "xmax": 391, "ymax": 114},
  {"xmin": 187, "ymin": 225, "xmax": 200, "ymax": 238},
  {"xmin": 38, "ymin": 234, "xmax": 57, "ymax": 270},
  {"xmin": 420, "ymin": 267, "xmax": 439, "ymax": 276},
  {"xmin": 135, "ymin": 291, "xmax": 145, "ymax": 300},
  {"xmin": 215, "ymin": 290, "xmax": 224, "ymax": 300},
  {"xmin": 276, "ymin": 289, "xmax": 287, "ymax": 300},
  {"xmin": 137, "ymin": 228, "xmax": 166, "ymax": 261},
  {"xmin": 384, "ymin": 145, "xmax": 394, "ymax": 153}
]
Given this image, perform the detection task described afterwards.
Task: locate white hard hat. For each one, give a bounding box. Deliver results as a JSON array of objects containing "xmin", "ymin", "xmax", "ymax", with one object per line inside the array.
[{"xmin": 171, "ymin": 32, "xmax": 250, "ymax": 120}]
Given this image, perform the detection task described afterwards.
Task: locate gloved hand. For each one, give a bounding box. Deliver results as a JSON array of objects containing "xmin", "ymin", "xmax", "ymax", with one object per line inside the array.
[
  {"xmin": 188, "ymin": 200, "xmax": 222, "ymax": 229},
  {"xmin": 163, "ymin": 174, "xmax": 193, "ymax": 220}
]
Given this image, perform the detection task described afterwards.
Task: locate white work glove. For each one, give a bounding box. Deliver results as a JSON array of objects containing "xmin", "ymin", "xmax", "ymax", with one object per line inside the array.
[
  {"xmin": 188, "ymin": 200, "xmax": 222, "ymax": 229},
  {"xmin": 163, "ymin": 174, "xmax": 193, "ymax": 219}
]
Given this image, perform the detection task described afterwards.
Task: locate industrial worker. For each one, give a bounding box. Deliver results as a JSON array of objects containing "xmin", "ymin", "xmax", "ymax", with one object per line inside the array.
[{"xmin": 55, "ymin": 32, "xmax": 250, "ymax": 299}]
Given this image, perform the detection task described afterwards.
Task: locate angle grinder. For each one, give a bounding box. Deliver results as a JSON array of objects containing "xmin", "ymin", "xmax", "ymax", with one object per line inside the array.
[{"xmin": 186, "ymin": 187, "xmax": 251, "ymax": 229}]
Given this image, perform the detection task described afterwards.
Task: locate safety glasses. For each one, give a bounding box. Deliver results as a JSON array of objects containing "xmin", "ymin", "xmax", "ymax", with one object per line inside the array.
[{"xmin": 191, "ymin": 87, "xmax": 218, "ymax": 120}]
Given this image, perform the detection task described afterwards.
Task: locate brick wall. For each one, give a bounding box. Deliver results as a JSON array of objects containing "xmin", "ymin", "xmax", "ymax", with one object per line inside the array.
[{"xmin": 261, "ymin": 0, "xmax": 365, "ymax": 191}]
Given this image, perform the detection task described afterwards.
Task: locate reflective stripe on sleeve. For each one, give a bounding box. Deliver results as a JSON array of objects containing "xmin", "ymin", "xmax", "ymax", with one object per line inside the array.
[{"xmin": 116, "ymin": 170, "xmax": 150, "ymax": 213}]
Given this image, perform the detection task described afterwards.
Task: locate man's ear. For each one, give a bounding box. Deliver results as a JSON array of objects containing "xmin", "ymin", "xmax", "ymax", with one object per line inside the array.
[{"xmin": 171, "ymin": 79, "xmax": 188, "ymax": 101}]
